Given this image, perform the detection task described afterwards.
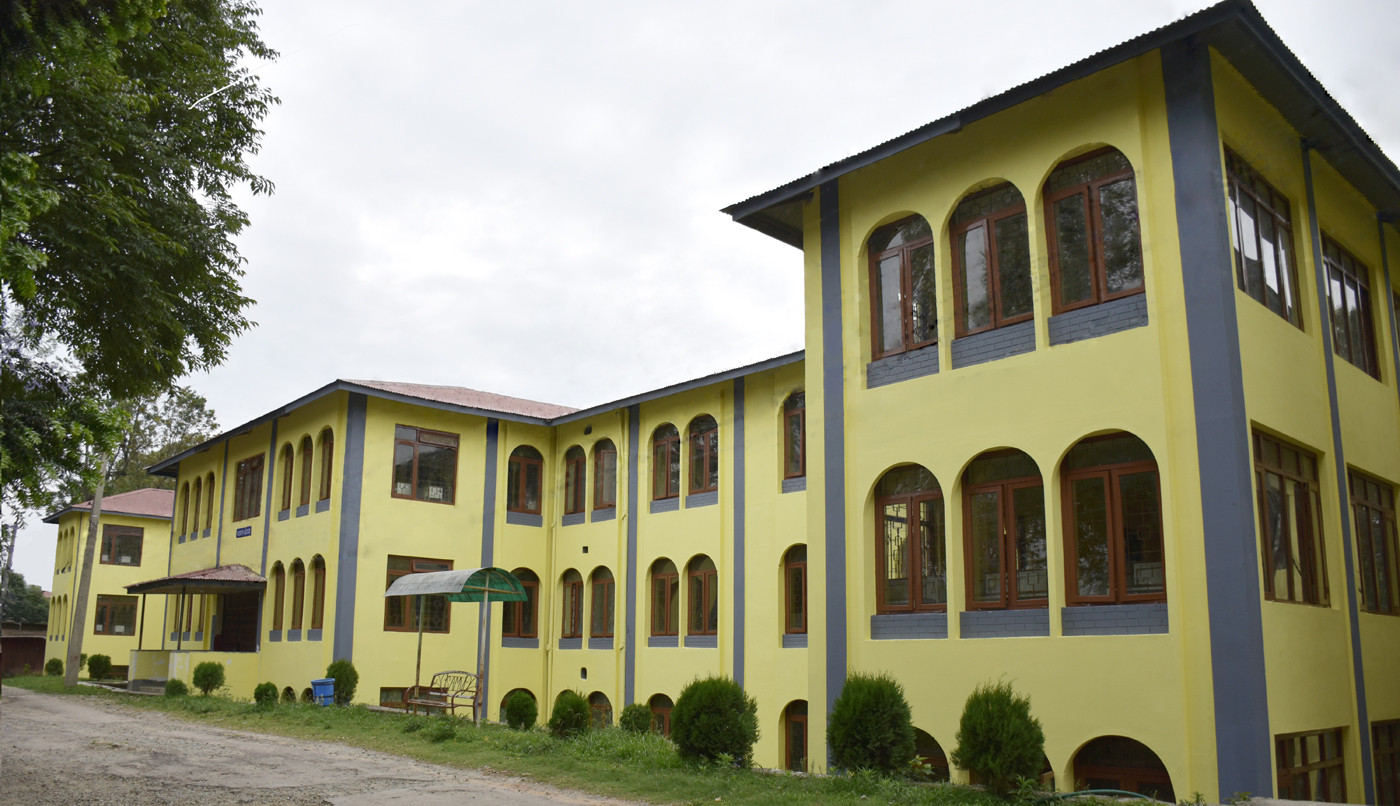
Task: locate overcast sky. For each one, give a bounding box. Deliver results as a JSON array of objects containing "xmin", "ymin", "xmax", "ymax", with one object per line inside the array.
[{"xmin": 14, "ymin": 0, "xmax": 1400, "ymax": 588}]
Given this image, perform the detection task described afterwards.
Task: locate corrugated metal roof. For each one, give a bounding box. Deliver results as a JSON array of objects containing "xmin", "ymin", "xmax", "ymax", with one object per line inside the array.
[
  {"xmin": 125, "ymin": 564, "xmax": 267, "ymax": 595},
  {"xmin": 344, "ymin": 379, "xmax": 577, "ymax": 420},
  {"xmin": 43, "ymin": 488, "xmax": 175, "ymax": 524}
]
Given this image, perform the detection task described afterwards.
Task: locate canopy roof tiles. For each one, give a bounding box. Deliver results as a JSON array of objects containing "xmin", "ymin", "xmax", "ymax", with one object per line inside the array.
[
  {"xmin": 126, "ymin": 564, "xmax": 266, "ymax": 596},
  {"xmin": 42, "ymin": 488, "xmax": 175, "ymax": 524}
]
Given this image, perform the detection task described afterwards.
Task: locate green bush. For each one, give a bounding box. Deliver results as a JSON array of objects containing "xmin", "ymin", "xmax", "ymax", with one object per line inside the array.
[
  {"xmin": 79, "ymin": 653, "xmax": 88, "ymax": 672},
  {"xmin": 424, "ymin": 715, "xmax": 457, "ymax": 743},
  {"xmin": 670, "ymin": 675, "xmax": 758, "ymax": 765},
  {"xmin": 86, "ymin": 654, "xmax": 112, "ymax": 681},
  {"xmin": 619, "ymin": 702, "xmax": 651, "ymax": 734},
  {"xmin": 44, "ymin": 658, "xmax": 63, "ymax": 676},
  {"xmin": 951, "ymin": 680, "xmax": 1045, "ymax": 796},
  {"xmin": 165, "ymin": 678, "xmax": 189, "ymax": 697},
  {"xmin": 828, "ymin": 672, "xmax": 916, "ymax": 773},
  {"xmin": 191, "ymin": 661, "xmax": 225, "ymax": 696},
  {"xmin": 504, "ymin": 690, "xmax": 538, "ymax": 730},
  {"xmin": 547, "ymin": 689, "xmax": 591, "ymax": 738},
  {"xmin": 253, "ymin": 681, "xmax": 279, "ymax": 705},
  {"xmin": 326, "ymin": 659, "xmax": 359, "ymax": 705}
]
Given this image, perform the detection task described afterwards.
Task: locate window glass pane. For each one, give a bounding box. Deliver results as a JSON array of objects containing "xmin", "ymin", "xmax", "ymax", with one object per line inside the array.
[
  {"xmin": 786, "ymin": 412, "xmax": 804, "ymax": 477},
  {"xmin": 882, "ymin": 502, "xmax": 910, "ymax": 607},
  {"xmin": 1346, "ymin": 277, "xmax": 1366, "ymax": 368},
  {"xmin": 910, "ymin": 243, "xmax": 937, "ymax": 345},
  {"xmin": 1236, "ymin": 191, "xmax": 1264, "ymax": 301},
  {"xmin": 651, "ymin": 578, "xmax": 668, "ymax": 634},
  {"xmin": 959, "ymin": 225, "xmax": 991, "ymax": 332},
  {"xmin": 787, "ymin": 565, "xmax": 805, "ymax": 631},
  {"xmin": 652, "ymin": 443, "xmax": 668, "ymax": 497},
  {"xmin": 920, "ymin": 497, "xmax": 946, "ymax": 605},
  {"xmin": 969, "ymin": 490, "xmax": 1001, "ymax": 603},
  {"xmin": 1278, "ymin": 226, "xmax": 1298, "ymax": 324},
  {"xmin": 1072, "ymin": 477, "xmax": 1110, "ymax": 598},
  {"xmin": 1121, "ymin": 471, "xmax": 1164, "ymax": 595},
  {"xmin": 1054, "ymin": 195, "xmax": 1093, "ymax": 305},
  {"xmin": 524, "ymin": 462, "xmax": 540, "ymax": 511},
  {"xmin": 599, "ymin": 450, "xmax": 616, "ymax": 506},
  {"xmin": 995, "ymin": 213, "xmax": 1032, "ymax": 319},
  {"xmin": 1064, "ymin": 434, "xmax": 1154, "ymax": 470},
  {"xmin": 1013, "ymin": 485, "xmax": 1047, "ymax": 600},
  {"xmin": 1099, "ymin": 178, "xmax": 1143, "ymax": 294},
  {"xmin": 1257, "ymin": 208, "xmax": 1282, "ymax": 313},
  {"xmin": 968, "ymin": 451, "xmax": 1038, "ymax": 484},
  {"xmin": 393, "ymin": 443, "xmax": 415, "ymax": 497},
  {"xmin": 689, "ymin": 574, "xmax": 705, "ymax": 632},
  {"xmin": 1330, "ymin": 268, "xmax": 1351, "ymax": 361},
  {"xmin": 877, "ymin": 254, "xmax": 903, "ymax": 353},
  {"xmin": 416, "ymin": 443, "xmax": 454, "ymax": 503},
  {"xmin": 878, "ymin": 465, "xmax": 939, "ymax": 496},
  {"xmin": 704, "ymin": 574, "xmax": 718, "ymax": 632},
  {"xmin": 395, "ymin": 426, "xmax": 416, "ymax": 441}
]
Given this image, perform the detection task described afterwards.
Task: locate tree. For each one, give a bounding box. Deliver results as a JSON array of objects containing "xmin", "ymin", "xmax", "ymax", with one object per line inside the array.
[{"xmin": 0, "ymin": 569, "xmax": 49, "ymax": 624}]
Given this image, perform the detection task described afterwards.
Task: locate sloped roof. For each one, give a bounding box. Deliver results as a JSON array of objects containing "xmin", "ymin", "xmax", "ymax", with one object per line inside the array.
[
  {"xmin": 125, "ymin": 564, "xmax": 266, "ymax": 595},
  {"xmin": 43, "ymin": 488, "xmax": 175, "ymax": 524},
  {"xmin": 345, "ymin": 379, "xmax": 577, "ymax": 420}
]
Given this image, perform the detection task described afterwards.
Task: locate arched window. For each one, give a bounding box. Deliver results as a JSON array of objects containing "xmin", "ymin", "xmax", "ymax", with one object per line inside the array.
[
  {"xmin": 650, "ymin": 559, "xmax": 678, "ymax": 637},
  {"xmin": 271, "ymin": 562, "xmax": 286, "ymax": 631},
  {"xmin": 205, "ymin": 472, "xmax": 216, "ymax": 528},
  {"xmin": 502, "ymin": 568, "xmax": 539, "ymax": 639},
  {"xmin": 593, "ymin": 439, "xmax": 617, "ymax": 510},
  {"xmin": 310, "ymin": 555, "xmax": 326, "ymax": 630},
  {"xmin": 649, "ymin": 694, "xmax": 673, "ymax": 735},
  {"xmin": 782, "ymin": 700, "xmax": 808, "ymax": 772},
  {"xmin": 281, "ymin": 686, "xmax": 296, "ymax": 703},
  {"xmin": 869, "ymin": 215, "xmax": 936, "ymax": 358},
  {"xmin": 590, "ymin": 567, "xmax": 614, "ymax": 638},
  {"xmin": 688, "ymin": 415, "xmax": 719, "ymax": 494},
  {"xmin": 191, "ymin": 477, "xmax": 202, "ymax": 536},
  {"xmin": 1073, "ymin": 736, "xmax": 1174, "ymax": 801},
  {"xmin": 507, "ymin": 445, "xmax": 543, "ymax": 514},
  {"xmin": 179, "ymin": 482, "xmax": 190, "ymax": 535},
  {"xmin": 588, "ymin": 692, "xmax": 613, "ymax": 728},
  {"xmin": 317, "ymin": 428, "xmax": 334, "ymax": 502},
  {"xmin": 290, "ymin": 558, "xmax": 306, "ymax": 630},
  {"xmin": 964, "ymin": 450, "xmax": 1045, "ymax": 609},
  {"xmin": 652, "ymin": 424, "xmax": 680, "ymax": 500},
  {"xmin": 563, "ymin": 446, "xmax": 586, "ymax": 515},
  {"xmin": 783, "ymin": 392, "xmax": 805, "ymax": 479},
  {"xmin": 783, "ymin": 545, "xmax": 807, "ymax": 634},
  {"xmin": 1063, "ymin": 433, "xmax": 1163, "ymax": 604},
  {"xmin": 1044, "ymin": 147, "xmax": 1143, "ymax": 313},
  {"xmin": 951, "ymin": 182, "xmax": 1032, "ymax": 336},
  {"xmin": 687, "ymin": 555, "xmax": 717, "ymax": 636},
  {"xmin": 299, "ymin": 436, "xmax": 313, "ymax": 507},
  {"xmin": 560, "ymin": 569, "xmax": 583, "ymax": 639},
  {"xmin": 279, "ymin": 443, "xmax": 294, "ymax": 511},
  {"xmin": 875, "ymin": 465, "xmax": 945, "ymax": 613}
]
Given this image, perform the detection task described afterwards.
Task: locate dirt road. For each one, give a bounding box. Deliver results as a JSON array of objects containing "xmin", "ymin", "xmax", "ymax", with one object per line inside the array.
[{"xmin": 1, "ymin": 687, "xmax": 638, "ymax": 805}]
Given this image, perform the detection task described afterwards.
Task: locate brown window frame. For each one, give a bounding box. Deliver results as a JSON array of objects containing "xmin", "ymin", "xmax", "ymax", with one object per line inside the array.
[
  {"xmin": 783, "ymin": 393, "xmax": 805, "ymax": 480},
  {"xmin": 649, "ymin": 695, "xmax": 672, "ymax": 736},
  {"xmin": 1350, "ymin": 470, "xmax": 1400, "ymax": 615},
  {"xmin": 564, "ymin": 446, "xmax": 586, "ymax": 515},
  {"xmin": 501, "ymin": 570, "xmax": 539, "ymax": 639},
  {"xmin": 652, "ymin": 425, "xmax": 680, "ymax": 501},
  {"xmin": 93, "ymin": 594, "xmax": 138, "ymax": 636},
  {"xmin": 506, "ymin": 445, "xmax": 543, "ymax": 515},
  {"xmin": 687, "ymin": 556, "xmax": 718, "ymax": 636},
  {"xmin": 784, "ymin": 545, "xmax": 807, "ymax": 634},
  {"xmin": 310, "ymin": 555, "xmax": 326, "ymax": 630},
  {"xmin": 1375, "ymin": 719, "xmax": 1400, "ymax": 806},
  {"xmin": 1062, "ymin": 451, "xmax": 1165, "ymax": 606},
  {"xmin": 1225, "ymin": 149, "xmax": 1301, "ymax": 327},
  {"xmin": 593, "ymin": 440, "xmax": 617, "ymax": 510},
  {"xmin": 205, "ymin": 472, "xmax": 216, "ymax": 529},
  {"xmin": 876, "ymin": 480, "xmax": 947, "ymax": 615},
  {"xmin": 650, "ymin": 560, "xmax": 678, "ymax": 637},
  {"xmin": 391, "ymin": 426, "xmax": 459, "ymax": 505},
  {"xmin": 1323, "ymin": 235, "xmax": 1380, "ymax": 378},
  {"xmin": 1276, "ymin": 728, "xmax": 1346, "ymax": 803},
  {"xmin": 783, "ymin": 701, "xmax": 808, "ymax": 772},
  {"xmin": 179, "ymin": 482, "xmax": 190, "ymax": 535},
  {"xmin": 688, "ymin": 415, "xmax": 719, "ymax": 494},
  {"xmin": 191, "ymin": 477, "xmax": 202, "ymax": 536},
  {"xmin": 1254, "ymin": 431, "xmax": 1330, "ymax": 606},
  {"xmin": 290, "ymin": 559, "xmax": 306, "ymax": 631},
  {"xmin": 590, "ymin": 569, "xmax": 615, "ymax": 638},
  {"xmin": 963, "ymin": 457, "xmax": 1045, "ymax": 611},
  {"xmin": 589, "ymin": 693, "xmax": 613, "ymax": 728},
  {"xmin": 868, "ymin": 215, "xmax": 937, "ymax": 359},
  {"xmin": 561, "ymin": 570, "xmax": 583, "ymax": 639},
  {"xmin": 233, "ymin": 453, "xmax": 264, "ymax": 522},
  {"xmin": 1044, "ymin": 148, "xmax": 1145, "ymax": 314},
  {"xmin": 279, "ymin": 443, "xmax": 294, "ymax": 512},
  {"xmin": 299, "ymin": 436, "xmax": 313, "ymax": 507},
  {"xmin": 318, "ymin": 429, "xmax": 334, "ymax": 502},
  {"xmin": 271, "ymin": 562, "xmax": 285, "ymax": 631},
  {"xmin": 950, "ymin": 183, "xmax": 1033, "ymax": 337},
  {"xmin": 100, "ymin": 525, "xmax": 143, "ymax": 567},
  {"xmin": 383, "ymin": 555, "xmax": 453, "ymax": 633}
]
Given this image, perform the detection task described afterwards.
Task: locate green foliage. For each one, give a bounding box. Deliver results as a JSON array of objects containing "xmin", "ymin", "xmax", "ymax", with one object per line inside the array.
[
  {"xmin": 253, "ymin": 681, "xmax": 278, "ymax": 705},
  {"xmin": 326, "ymin": 659, "xmax": 359, "ymax": 705},
  {"xmin": 548, "ymin": 690, "xmax": 591, "ymax": 738},
  {"xmin": 79, "ymin": 653, "xmax": 87, "ymax": 671},
  {"xmin": 164, "ymin": 678, "xmax": 189, "ymax": 697},
  {"xmin": 90, "ymin": 386, "xmax": 220, "ymax": 499},
  {"xmin": 505, "ymin": 690, "xmax": 538, "ymax": 730},
  {"xmin": 85, "ymin": 653, "xmax": 112, "ymax": 680},
  {"xmin": 191, "ymin": 661, "xmax": 226, "ymax": 696},
  {"xmin": 951, "ymin": 680, "xmax": 1045, "ymax": 796},
  {"xmin": 619, "ymin": 702, "xmax": 651, "ymax": 734},
  {"xmin": 44, "ymin": 657, "xmax": 62, "ymax": 676},
  {"xmin": 827, "ymin": 672, "xmax": 916, "ymax": 773},
  {"xmin": 669, "ymin": 675, "xmax": 759, "ymax": 765},
  {"xmin": 0, "ymin": 570, "xmax": 50, "ymax": 624},
  {"xmin": 424, "ymin": 715, "xmax": 457, "ymax": 743}
]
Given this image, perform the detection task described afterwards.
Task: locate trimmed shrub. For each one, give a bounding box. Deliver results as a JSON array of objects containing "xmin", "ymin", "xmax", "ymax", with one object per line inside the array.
[
  {"xmin": 504, "ymin": 690, "xmax": 538, "ymax": 730},
  {"xmin": 619, "ymin": 702, "xmax": 651, "ymax": 734},
  {"xmin": 828, "ymin": 672, "xmax": 916, "ymax": 773},
  {"xmin": 86, "ymin": 654, "xmax": 112, "ymax": 681},
  {"xmin": 326, "ymin": 659, "xmax": 359, "ymax": 705},
  {"xmin": 165, "ymin": 678, "xmax": 189, "ymax": 697},
  {"xmin": 253, "ymin": 681, "xmax": 279, "ymax": 705},
  {"xmin": 670, "ymin": 675, "xmax": 758, "ymax": 765},
  {"xmin": 951, "ymin": 680, "xmax": 1045, "ymax": 796},
  {"xmin": 547, "ymin": 689, "xmax": 591, "ymax": 738},
  {"xmin": 191, "ymin": 661, "xmax": 225, "ymax": 696},
  {"xmin": 44, "ymin": 658, "xmax": 63, "ymax": 676}
]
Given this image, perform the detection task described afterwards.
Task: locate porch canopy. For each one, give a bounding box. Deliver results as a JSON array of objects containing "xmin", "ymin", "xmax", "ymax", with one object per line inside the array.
[{"xmin": 125, "ymin": 565, "xmax": 266, "ymax": 652}]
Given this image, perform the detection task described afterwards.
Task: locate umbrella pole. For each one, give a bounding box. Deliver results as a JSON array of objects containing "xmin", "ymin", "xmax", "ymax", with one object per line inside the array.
[
  {"xmin": 414, "ymin": 596, "xmax": 425, "ymax": 692},
  {"xmin": 476, "ymin": 591, "xmax": 488, "ymax": 727}
]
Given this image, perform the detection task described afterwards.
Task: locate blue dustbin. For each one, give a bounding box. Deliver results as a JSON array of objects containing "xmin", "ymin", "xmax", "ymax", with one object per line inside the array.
[{"xmin": 311, "ymin": 678, "xmax": 335, "ymax": 706}]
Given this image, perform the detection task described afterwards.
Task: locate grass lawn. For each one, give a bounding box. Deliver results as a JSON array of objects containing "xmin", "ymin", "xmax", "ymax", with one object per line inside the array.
[{"xmin": 5, "ymin": 675, "xmax": 1035, "ymax": 805}]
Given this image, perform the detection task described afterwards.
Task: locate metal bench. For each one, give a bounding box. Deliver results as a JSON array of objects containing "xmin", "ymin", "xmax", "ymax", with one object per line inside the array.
[{"xmin": 403, "ymin": 670, "xmax": 480, "ymax": 718}]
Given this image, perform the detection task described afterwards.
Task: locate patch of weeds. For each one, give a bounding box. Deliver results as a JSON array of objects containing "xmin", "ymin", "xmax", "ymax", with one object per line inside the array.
[
  {"xmin": 402, "ymin": 716, "xmax": 427, "ymax": 734},
  {"xmin": 423, "ymin": 716, "xmax": 457, "ymax": 743}
]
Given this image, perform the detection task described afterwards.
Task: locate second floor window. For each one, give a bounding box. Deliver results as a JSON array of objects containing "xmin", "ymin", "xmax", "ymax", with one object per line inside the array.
[
  {"xmin": 651, "ymin": 559, "xmax": 678, "ymax": 636},
  {"xmin": 1062, "ymin": 434, "xmax": 1164, "ymax": 605},
  {"xmin": 688, "ymin": 415, "xmax": 719, "ymax": 494},
  {"xmin": 561, "ymin": 569, "xmax": 583, "ymax": 639},
  {"xmin": 590, "ymin": 568, "xmax": 614, "ymax": 638},
  {"xmin": 1045, "ymin": 147, "xmax": 1144, "ymax": 313},
  {"xmin": 1254, "ymin": 432, "xmax": 1329, "ymax": 606},
  {"xmin": 951, "ymin": 183, "xmax": 1032, "ymax": 336},
  {"xmin": 299, "ymin": 436, "xmax": 314, "ymax": 507},
  {"xmin": 652, "ymin": 424, "xmax": 680, "ymax": 500},
  {"xmin": 507, "ymin": 445, "xmax": 543, "ymax": 514},
  {"xmin": 318, "ymin": 429, "xmax": 334, "ymax": 501},
  {"xmin": 279, "ymin": 443, "xmax": 294, "ymax": 511},
  {"xmin": 233, "ymin": 453, "xmax": 264, "ymax": 521},
  {"xmin": 100, "ymin": 525, "xmax": 143, "ymax": 566},
  {"xmin": 564, "ymin": 446, "xmax": 586, "ymax": 515},
  {"xmin": 784, "ymin": 392, "xmax": 805, "ymax": 479},
  {"xmin": 1323, "ymin": 236, "xmax": 1379, "ymax": 378},
  {"xmin": 1225, "ymin": 149, "xmax": 1300, "ymax": 326},
  {"xmin": 593, "ymin": 439, "xmax": 617, "ymax": 510},
  {"xmin": 392, "ymin": 426, "xmax": 458, "ymax": 504},
  {"xmin": 869, "ymin": 215, "xmax": 936, "ymax": 358}
]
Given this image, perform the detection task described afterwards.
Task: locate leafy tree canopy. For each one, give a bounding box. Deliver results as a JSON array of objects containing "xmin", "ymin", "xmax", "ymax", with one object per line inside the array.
[
  {"xmin": 0, "ymin": 569, "xmax": 50, "ymax": 624},
  {"xmin": 100, "ymin": 385, "xmax": 219, "ymax": 497}
]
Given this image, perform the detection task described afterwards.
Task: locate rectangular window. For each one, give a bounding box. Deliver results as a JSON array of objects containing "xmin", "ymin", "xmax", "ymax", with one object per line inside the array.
[
  {"xmin": 392, "ymin": 426, "xmax": 458, "ymax": 504},
  {"xmin": 784, "ymin": 546, "xmax": 807, "ymax": 634},
  {"xmin": 561, "ymin": 576, "xmax": 583, "ymax": 639},
  {"xmin": 93, "ymin": 595, "xmax": 138, "ymax": 635},
  {"xmin": 233, "ymin": 453, "xmax": 265, "ymax": 522},
  {"xmin": 383, "ymin": 555, "xmax": 452, "ymax": 632},
  {"xmin": 1351, "ymin": 470, "xmax": 1400, "ymax": 615},
  {"xmin": 784, "ymin": 393, "xmax": 805, "ymax": 479},
  {"xmin": 1375, "ymin": 720, "xmax": 1400, "ymax": 806},
  {"xmin": 1323, "ymin": 236, "xmax": 1380, "ymax": 378},
  {"xmin": 99, "ymin": 526, "xmax": 143, "ymax": 567},
  {"xmin": 590, "ymin": 575, "xmax": 614, "ymax": 638},
  {"xmin": 594, "ymin": 443, "xmax": 617, "ymax": 509},
  {"xmin": 651, "ymin": 567, "xmax": 678, "ymax": 636},
  {"xmin": 564, "ymin": 449, "xmax": 585, "ymax": 515},
  {"xmin": 1254, "ymin": 432, "xmax": 1329, "ymax": 606},
  {"xmin": 502, "ymin": 576, "xmax": 538, "ymax": 639},
  {"xmin": 1276, "ymin": 728, "xmax": 1346, "ymax": 803},
  {"xmin": 1225, "ymin": 149, "xmax": 1301, "ymax": 326}
]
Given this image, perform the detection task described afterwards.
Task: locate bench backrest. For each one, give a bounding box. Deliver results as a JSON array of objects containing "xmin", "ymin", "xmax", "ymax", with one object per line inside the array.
[{"xmin": 430, "ymin": 671, "xmax": 478, "ymax": 696}]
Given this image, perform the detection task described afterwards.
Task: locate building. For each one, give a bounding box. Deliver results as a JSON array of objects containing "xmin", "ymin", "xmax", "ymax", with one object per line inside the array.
[
  {"xmin": 44, "ymin": 488, "xmax": 175, "ymax": 679},
  {"xmin": 115, "ymin": 1, "xmax": 1400, "ymax": 802}
]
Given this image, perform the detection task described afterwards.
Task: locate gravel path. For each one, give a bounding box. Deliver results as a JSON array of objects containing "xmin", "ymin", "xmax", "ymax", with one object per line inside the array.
[{"xmin": 0, "ymin": 687, "xmax": 640, "ymax": 805}]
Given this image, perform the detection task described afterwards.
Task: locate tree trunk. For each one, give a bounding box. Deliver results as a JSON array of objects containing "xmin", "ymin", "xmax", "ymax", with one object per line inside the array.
[{"xmin": 64, "ymin": 452, "xmax": 109, "ymax": 686}]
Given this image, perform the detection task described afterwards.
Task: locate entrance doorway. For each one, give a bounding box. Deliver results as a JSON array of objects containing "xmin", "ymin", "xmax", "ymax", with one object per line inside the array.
[{"xmin": 214, "ymin": 592, "xmax": 259, "ymax": 651}]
